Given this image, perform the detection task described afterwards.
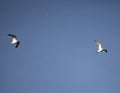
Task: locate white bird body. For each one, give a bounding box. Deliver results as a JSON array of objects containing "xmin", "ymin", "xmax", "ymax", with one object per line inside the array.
[
  {"xmin": 97, "ymin": 44, "xmax": 103, "ymax": 52},
  {"xmin": 11, "ymin": 38, "xmax": 18, "ymax": 44},
  {"xmin": 94, "ymin": 40, "xmax": 107, "ymax": 53}
]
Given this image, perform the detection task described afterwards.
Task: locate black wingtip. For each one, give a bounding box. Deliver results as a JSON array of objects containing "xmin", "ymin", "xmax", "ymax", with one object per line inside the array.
[
  {"xmin": 105, "ymin": 50, "xmax": 108, "ymax": 53},
  {"xmin": 8, "ymin": 34, "xmax": 14, "ymax": 37},
  {"xmin": 104, "ymin": 49, "xmax": 108, "ymax": 53},
  {"xmin": 8, "ymin": 34, "xmax": 11, "ymax": 36}
]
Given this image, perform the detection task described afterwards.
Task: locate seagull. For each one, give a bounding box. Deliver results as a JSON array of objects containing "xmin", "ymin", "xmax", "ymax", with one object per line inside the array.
[
  {"xmin": 94, "ymin": 40, "xmax": 107, "ymax": 53},
  {"xmin": 8, "ymin": 34, "xmax": 20, "ymax": 48}
]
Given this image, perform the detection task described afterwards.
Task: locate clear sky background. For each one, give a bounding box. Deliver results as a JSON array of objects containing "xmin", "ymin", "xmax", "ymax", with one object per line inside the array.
[{"xmin": 1, "ymin": 0, "xmax": 120, "ymax": 93}]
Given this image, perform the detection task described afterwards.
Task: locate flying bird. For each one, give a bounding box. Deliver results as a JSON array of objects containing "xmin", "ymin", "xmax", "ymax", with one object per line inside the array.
[
  {"xmin": 94, "ymin": 40, "xmax": 107, "ymax": 53},
  {"xmin": 8, "ymin": 34, "xmax": 20, "ymax": 48}
]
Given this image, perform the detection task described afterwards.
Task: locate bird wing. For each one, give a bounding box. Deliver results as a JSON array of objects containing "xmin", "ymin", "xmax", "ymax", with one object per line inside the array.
[
  {"xmin": 16, "ymin": 41, "xmax": 20, "ymax": 48},
  {"xmin": 8, "ymin": 34, "xmax": 17, "ymax": 38},
  {"xmin": 94, "ymin": 40, "xmax": 103, "ymax": 50}
]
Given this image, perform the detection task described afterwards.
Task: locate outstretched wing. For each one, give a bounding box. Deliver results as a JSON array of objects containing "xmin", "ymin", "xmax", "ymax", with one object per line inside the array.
[
  {"xmin": 8, "ymin": 34, "xmax": 17, "ymax": 38},
  {"xmin": 16, "ymin": 41, "xmax": 20, "ymax": 48},
  {"xmin": 94, "ymin": 40, "xmax": 103, "ymax": 50}
]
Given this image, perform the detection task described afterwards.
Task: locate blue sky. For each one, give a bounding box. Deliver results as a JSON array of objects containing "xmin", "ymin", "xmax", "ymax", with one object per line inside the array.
[{"xmin": 1, "ymin": 0, "xmax": 120, "ymax": 93}]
